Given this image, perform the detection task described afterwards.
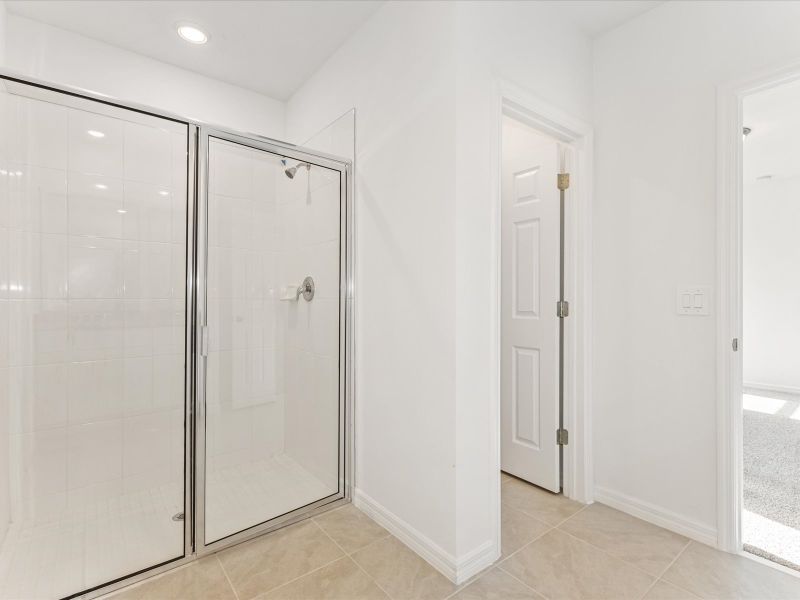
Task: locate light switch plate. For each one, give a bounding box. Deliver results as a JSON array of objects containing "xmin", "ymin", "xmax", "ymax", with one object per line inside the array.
[{"xmin": 676, "ymin": 285, "xmax": 711, "ymax": 316}]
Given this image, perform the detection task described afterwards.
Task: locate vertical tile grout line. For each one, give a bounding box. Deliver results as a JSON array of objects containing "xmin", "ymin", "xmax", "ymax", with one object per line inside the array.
[
  {"xmin": 312, "ymin": 518, "xmax": 396, "ymax": 600},
  {"xmin": 483, "ymin": 496, "xmax": 590, "ymax": 598},
  {"xmin": 644, "ymin": 541, "xmax": 699, "ymax": 599},
  {"xmin": 496, "ymin": 564, "xmax": 553, "ymax": 600},
  {"xmin": 214, "ymin": 553, "xmax": 240, "ymax": 600}
]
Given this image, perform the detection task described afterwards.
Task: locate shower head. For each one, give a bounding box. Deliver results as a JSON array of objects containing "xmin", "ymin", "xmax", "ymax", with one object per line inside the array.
[{"xmin": 284, "ymin": 161, "xmax": 310, "ymax": 179}]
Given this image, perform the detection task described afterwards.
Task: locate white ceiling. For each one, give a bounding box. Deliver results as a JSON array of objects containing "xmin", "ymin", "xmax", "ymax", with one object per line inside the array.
[
  {"xmin": 6, "ymin": 0, "xmax": 383, "ymax": 101},
  {"xmin": 6, "ymin": 1, "xmax": 665, "ymax": 101},
  {"xmin": 744, "ymin": 79, "xmax": 800, "ymax": 183},
  {"xmin": 541, "ymin": 0, "xmax": 665, "ymax": 37}
]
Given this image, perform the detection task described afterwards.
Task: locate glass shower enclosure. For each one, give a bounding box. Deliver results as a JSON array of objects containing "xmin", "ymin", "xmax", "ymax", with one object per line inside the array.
[{"xmin": 0, "ymin": 74, "xmax": 352, "ymax": 599}]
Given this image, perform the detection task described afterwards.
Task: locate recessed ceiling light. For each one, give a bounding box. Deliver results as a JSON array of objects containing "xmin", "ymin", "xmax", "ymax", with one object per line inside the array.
[
  {"xmin": 88, "ymin": 130, "xmax": 105, "ymax": 138},
  {"xmin": 177, "ymin": 24, "xmax": 208, "ymax": 45}
]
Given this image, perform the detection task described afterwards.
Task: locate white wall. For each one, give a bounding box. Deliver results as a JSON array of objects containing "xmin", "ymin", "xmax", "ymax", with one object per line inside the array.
[
  {"xmin": 4, "ymin": 14, "xmax": 285, "ymax": 139},
  {"xmin": 287, "ymin": 0, "xmax": 593, "ymax": 577},
  {"xmin": 288, "ymin": 0, "xmax": 461, "ymax": 564},
  {"xmin": 0, "ymin": 1, "xmax": 6, "ymax": 67},
  {"xmin": 743, "ymin": 176, "xmax": 800, "ymax": 392},
  {"xmin": 592, "ymin": 0, "xmax": 800, "ymax": 541},
  {"xmin": 452, "ymin": 1, "xmax": 591, "ymax": 560}
]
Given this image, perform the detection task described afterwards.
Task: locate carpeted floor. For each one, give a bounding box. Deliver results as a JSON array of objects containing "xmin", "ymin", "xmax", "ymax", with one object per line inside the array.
[{"xmin": 743, "ymin": 391, "xmax": 800, "ymax": 571}]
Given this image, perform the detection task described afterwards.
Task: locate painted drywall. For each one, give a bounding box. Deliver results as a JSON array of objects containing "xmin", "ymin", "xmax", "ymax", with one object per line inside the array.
[
  {"xmin": 4, "ymin": 14, "xmax": 285, "ymax": 138},
  {"xmin": 288, "ymin": 0, "xmax": 460, "ymax": 564},
  {"xmin": 593, "ymin": 0, "xmax": 800, "ymax": 540},
  {"xmin": 287, "ymin": 0, "xmax": 593, "ymax": 575},
  {"xmin": 0, "ymin": 1, "xmax": 6, "ymax": 66},
  {"xmin": 743, "ymin": 176, "xmax": 800, "ymax": 392},
  {"xmin": 451, "ymin": 1, "xmax": 591, "ymax": 560}
]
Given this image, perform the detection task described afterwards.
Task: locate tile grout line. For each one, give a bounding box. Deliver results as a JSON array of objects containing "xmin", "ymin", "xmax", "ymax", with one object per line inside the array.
[
  {"xmin": 495, "ymin": 498, "xmax": 588, "ymax": 565},
  {"xmin": 214, "ymin": 520, "xmax": 345, "ymax": 600},
  {"xmin": 246, "ymin": 553, "xmax": 349, "ymax": 599},
  {"xmin": 648, "ymin": 541, "xmax": 703, "ymax": 599},
  {"xmin": 214, "ymin": 553, "xmax": 240, "ymax": 600},
  {"xmin": 496, "ymin": 564, "xmax": 552, "ymax": 600},
  {"xmin": 554, "ymin": 525, "xmax": 667, "ymax": 583},
  {"xmin": 501, "ymin": 501, "xmax": 555, "ymax": 530},
  {"xmin": 311, "ymin": 518, "xmax": 396, "ymax": 600},
  {"xmin": 501, "ymin": 495, "xmax": 689, "ymax": 598}
]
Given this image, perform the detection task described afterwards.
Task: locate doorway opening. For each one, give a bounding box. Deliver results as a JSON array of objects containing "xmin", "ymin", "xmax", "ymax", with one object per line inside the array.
[
  {"xmin": 493, "ymin": 87, "xmax": 595, "ymax": 565},
  {"xmin": 741, "ymin": 80, "xmax": 800, "ymax": 571},
  {"xmin": 499, "ymin": 114, "xmax": 571, "ymax": 493}
]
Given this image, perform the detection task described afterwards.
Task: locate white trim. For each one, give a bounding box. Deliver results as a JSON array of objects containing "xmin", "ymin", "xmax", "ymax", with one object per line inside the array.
[
  {"xmin": 353, "ymin": 488, "xmax": 496, "ymax": 584},
  {"xmin": 490, "ymin": 78, "xmax": 594, "ymax": 510},
  {"xmin": 743, "ymin": 382, "xmax": 800, "ymax": 397},
  {"xmin": 716, "ymin": 58, "xmax": 800, "ymax": 553},
  {"xmin": 594, "ymin": 486, "xmax": 717, "ymax": 547}
]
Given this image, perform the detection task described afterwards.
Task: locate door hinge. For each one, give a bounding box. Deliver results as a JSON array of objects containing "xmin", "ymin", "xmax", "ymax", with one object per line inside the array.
[
  {"xmin": 557, "ymin": 428, "xmax": 569, "ymax": 446},
  {"xmin": 557, "ymin": 300, "xmax": 569, "ymax": 318},
  {"xmin": 732, "ymin": 338, "xmax": 739, "ymax": 352}
]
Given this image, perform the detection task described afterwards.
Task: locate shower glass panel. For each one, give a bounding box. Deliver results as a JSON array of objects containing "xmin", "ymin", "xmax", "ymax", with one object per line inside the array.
[
  {"xmin": 0, "ymin": 79, "xmax": 190, "ymax": 599},
  {"xmin": 202, "ymin": 134, "xmax": 345, "ymax": 545}
]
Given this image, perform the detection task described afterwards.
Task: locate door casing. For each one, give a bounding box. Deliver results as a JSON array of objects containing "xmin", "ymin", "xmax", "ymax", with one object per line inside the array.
[
  {"xmin": 716, "ymin": 58, "xmax": 800, "ymax": 555},
  {"xmin": 488, "ymin": 78, "xmax": 594, "ymax": 574}
]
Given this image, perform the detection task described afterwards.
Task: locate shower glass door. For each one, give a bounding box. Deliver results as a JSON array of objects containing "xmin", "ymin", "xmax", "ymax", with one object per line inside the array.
[
  {"xmin": 199, "ymin": 131, "xmax": 349, "ymax": 547},
  {"xmin": 0, "ymin": 77, "xmax": 191, "ymax": 599}
]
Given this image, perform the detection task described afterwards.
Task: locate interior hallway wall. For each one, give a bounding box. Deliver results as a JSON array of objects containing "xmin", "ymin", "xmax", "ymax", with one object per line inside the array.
[
  {"xmin": 592, "ymin": 0, "xmax": 800, "ymax": 542},
  {"xmin": 3, "ymin": 14, "xmax": 285, "ymax": 138},
  {"xmin": 288, "ymin": 0, "xmax": 461, "ymax": 563},
  {"xmin": 287, "ymin": 0, "xmax": 593, "ymax": 576},
  {"xmin": 452, "ymin": 0, "xmax": 592, "ymax": 559}
]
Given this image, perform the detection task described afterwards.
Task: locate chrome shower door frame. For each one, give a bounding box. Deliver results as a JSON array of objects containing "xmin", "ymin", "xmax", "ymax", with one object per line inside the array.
[
  {"xmin": 0, "ymin": 69, "xmax": 353, "ymax": 599},
  {"xmin": 194, "ymin": 126, "xmax": 353, "ymax": 557},
  {"xmin": 0, "ymin": 71, "xmax": 199, "ymax": 600}
]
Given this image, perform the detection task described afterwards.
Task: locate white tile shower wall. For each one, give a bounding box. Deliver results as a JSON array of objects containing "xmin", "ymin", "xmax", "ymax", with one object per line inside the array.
[
  {"xmin": 0, "ymin": 90, "xmax": 187, "ymax": 529},
  {"xmin": 279, "ymin": 162, "xmax": 341, "ymax": 492},
  {"xmin": 206, "ymin": 140, "xmax": 283, "ymax": 474}
]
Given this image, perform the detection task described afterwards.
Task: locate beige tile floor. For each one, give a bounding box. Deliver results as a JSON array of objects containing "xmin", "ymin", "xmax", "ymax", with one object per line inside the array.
[{"xmin": 109, "ymin": 474, "xmax": 800, "ymax": 600}]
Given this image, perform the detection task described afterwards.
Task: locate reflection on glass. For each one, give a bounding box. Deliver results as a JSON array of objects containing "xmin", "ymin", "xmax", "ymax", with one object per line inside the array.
[
  {"xmin": 0, "ymin": 87, "xmax": 187, "ymax": 598},
  {"xmin": 204, "ymin": 138, "xmax": 341, "ymax": 543}
]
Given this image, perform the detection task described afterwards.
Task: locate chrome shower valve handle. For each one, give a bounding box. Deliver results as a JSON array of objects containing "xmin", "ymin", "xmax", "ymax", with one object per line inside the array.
[{"xmin": 297, "ymin": 276, "xmax": 315, "ymax": 301}]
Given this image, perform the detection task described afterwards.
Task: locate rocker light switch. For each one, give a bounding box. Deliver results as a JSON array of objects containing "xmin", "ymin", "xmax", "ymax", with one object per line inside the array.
[{"xmin": 677, "ymin": 285, "xmax": 711, "ymax": 316}]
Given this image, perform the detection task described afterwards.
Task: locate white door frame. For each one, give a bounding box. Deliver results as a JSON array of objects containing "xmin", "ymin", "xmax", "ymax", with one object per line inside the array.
[
  {"xmin": 491, "ymin": 79, "xmax": 594, "ymax": 507},
  {"xmin": 716, "ymin": 58, "xmax": 800, "ymax": 553}
]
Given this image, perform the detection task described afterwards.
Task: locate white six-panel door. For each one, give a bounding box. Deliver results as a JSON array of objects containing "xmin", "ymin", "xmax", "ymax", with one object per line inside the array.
[{"xmin": 500, "ymin": 116, "xmax": 561, "ymax": 492}]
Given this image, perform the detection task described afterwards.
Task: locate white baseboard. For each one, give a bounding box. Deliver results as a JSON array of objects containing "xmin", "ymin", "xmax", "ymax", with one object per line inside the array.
[
  {"xmin": 743, "ymin": 382, "xmax": 800, "ymax": 397},
  {"xmin": 353, "ymin": 488, "xmax": 498, "ymax": 584},
  {"xmin": 593, "ymin": 486, "xmax": 717, "ymax": 547}
]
